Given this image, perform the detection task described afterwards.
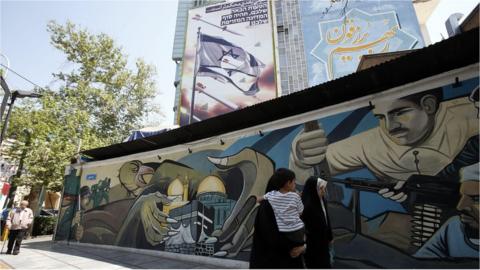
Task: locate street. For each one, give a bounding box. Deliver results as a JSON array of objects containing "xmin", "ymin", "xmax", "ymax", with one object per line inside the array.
[{"xmin": 0, "ymin": 236, "xmax": 226, "ymax": 269}]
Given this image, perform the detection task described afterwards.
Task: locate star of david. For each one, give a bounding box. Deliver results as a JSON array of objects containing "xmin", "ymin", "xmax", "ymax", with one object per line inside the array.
[{"xmin": 219, "ymin": 49, "xmax": 239, "ymax": 61}]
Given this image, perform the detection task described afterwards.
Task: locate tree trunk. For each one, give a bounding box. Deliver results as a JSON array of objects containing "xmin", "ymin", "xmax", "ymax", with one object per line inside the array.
[
  {"xmin": 25, "ymin": 184, "xmax": 44, "ymax": 238},
  {"xmin": 44, "ymin": 191, "xmax": 60, "ymax": 210}
]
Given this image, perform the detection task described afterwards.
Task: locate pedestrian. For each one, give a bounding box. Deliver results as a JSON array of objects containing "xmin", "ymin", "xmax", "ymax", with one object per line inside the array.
[
  {"xmin": 250, "ymin": 168, "xmax": 305, "ymax": 269},
  {"xmin": 5, "ymin": 200, "xmax": 33, "ymax": 255},
  {"xmin": 301, "ymin": 176, "xmax": 333, "ymax": 268},
  {"xmin": 0, "ymin": 207, "xmax": 10, "ymax": 238}
]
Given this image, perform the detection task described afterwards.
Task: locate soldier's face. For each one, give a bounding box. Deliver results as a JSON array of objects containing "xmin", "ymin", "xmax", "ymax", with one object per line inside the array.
[
  {"xmin": 457, "ymin": 181, "xmax": 479, "ymax": 233},
  {"xmin": 373, "ymin": 99, "xmax": 434, "ymax": 146}
]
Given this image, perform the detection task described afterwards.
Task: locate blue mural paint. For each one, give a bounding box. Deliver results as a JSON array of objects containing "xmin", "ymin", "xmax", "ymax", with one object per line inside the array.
[
  {"xmin": 443, "ymin": 77, "xmax": 480, "ymax": 100},
  {"xmin": 266, "ymin": 125, "xmax": 303, "ymax": 169},
  {"xmin": 177, "ymin": 149, "xmax": 224, "ymax": 172}
]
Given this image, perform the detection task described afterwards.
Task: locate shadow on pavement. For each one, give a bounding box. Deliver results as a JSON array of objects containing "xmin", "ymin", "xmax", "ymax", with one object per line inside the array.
[{"xmin": 9, "ymin": 238, "xmax": 217, "ymax": 269}]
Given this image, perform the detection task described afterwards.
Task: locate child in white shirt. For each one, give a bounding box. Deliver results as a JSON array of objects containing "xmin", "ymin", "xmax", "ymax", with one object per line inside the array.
[{"xmin": 259, "ymin": 168, "xmax": 305, "ymax": 245}]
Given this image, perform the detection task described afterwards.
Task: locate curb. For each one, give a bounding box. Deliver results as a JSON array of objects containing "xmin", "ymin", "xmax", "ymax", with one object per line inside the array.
[{"xmin": 55, "ymin": 241, "xmax": 249, "ymax": 269}]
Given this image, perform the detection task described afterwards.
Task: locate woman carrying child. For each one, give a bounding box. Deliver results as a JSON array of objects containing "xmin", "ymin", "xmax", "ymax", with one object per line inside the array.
[{"xmin": 250, "ymin": 168, "xmax": 305, "ymax": 268}]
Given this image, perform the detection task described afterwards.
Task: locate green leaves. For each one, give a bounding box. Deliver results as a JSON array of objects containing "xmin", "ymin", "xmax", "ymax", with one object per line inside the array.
[{"xmin": 6, "ymin": 21, "xmax": 158, "ymax": 192}]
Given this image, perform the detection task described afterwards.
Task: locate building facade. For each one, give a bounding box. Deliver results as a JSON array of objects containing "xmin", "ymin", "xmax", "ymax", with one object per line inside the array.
[
  {"xmin": 273, "ymin": 0, "xmax": 308, "ymax": 95},
  {"xmin": 171, "ymin": 0, "xmax": 307, "ymax": 125}
]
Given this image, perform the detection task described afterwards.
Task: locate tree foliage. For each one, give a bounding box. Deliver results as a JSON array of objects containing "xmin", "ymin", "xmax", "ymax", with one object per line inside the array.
[{"xmin": 6, "ymin": 21, "xmax": 158, "ymax": 192}]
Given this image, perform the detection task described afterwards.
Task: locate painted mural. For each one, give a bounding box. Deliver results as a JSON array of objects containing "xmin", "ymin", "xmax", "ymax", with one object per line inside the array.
[
  {"xmin": 57, "ymin": 77, "xmax": 479, "ymax": 267},
  {"xmin": 299, "ymin": 0, "xmax": 424, "ymax": 86}
]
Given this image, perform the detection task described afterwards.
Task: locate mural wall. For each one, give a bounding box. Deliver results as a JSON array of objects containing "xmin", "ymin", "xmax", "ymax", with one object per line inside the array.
[
  {"xmin": 56, "ymin": 76, "xmax": 479, "ymax": 267},
  {"xmin": 299, "ymin": 0, "xmax": 424, "ymax": 86}
]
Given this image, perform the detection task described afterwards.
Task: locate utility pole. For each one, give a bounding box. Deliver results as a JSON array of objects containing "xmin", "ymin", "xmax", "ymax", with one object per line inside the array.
[
  {"xmin": 0, "ymin": 89, "xmax": 42, "ymax": 148},
  {"xmin": 5, "ymin": 129, "xmax": 31, "ymax": 209},
  {"xmin": 0, "ymin": 76, "xmax": 12, "ymax": 131}
]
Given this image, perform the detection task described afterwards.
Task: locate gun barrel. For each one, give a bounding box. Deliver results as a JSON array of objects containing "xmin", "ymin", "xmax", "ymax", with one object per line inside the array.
[{"xmin": 330, "ymin": 178, "xmax": 393, "ymax": 192}]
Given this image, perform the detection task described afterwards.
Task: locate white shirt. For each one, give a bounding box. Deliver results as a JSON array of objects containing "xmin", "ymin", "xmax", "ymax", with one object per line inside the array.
[
  {"xmin": 7, "ymin": 207, "xmax": 33, "ymax": 230},
  {"xmin": 264, "ymin": 190, "xmax": 304, "ymax": 232}
]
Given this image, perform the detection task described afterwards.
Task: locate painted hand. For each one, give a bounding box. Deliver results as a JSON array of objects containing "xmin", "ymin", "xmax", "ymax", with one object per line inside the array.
[
  {"xmin": 208, "ymin": 148, "xmax": 275, "ymax": 258},
  {"xmin": 378, "ymin": 180, "xmax": 408, "ymax": 202},
  {"xmin": 139, "ymin": 191, "xmax": 178, "ymax": 246},
  {"xmin": 291, "ymin": 125, "xmax": 329, "ymax": 168}
]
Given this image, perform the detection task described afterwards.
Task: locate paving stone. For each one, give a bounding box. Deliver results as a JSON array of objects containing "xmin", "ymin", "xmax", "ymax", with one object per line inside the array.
[{"xmin": 0, "ymin": 237, "xmax": 243, "ymax": 269}]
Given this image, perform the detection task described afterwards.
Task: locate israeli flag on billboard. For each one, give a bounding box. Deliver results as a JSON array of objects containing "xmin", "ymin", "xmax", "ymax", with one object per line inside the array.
[
  {"xmin": 178, "ymin": 0, "xmax": 277, "ymax": 126},
  {"xmin": 197, "ymin": 34, "xmax": 264, "ymax": 95}
]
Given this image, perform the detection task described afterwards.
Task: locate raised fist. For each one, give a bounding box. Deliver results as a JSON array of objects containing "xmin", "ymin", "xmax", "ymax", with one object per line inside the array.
[{"xmin": 291, "ymin": 124, "xmax": 329, "ymax": 169}]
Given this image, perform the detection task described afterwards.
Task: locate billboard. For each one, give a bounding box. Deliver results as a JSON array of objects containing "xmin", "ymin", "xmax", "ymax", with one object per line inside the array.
[
  {"xmin": 177, "ymin": 0, "xmax": 278, "ymax": 126},
  {"xmin": 300, "ymin": 0, "xmax": 424, "ymax": 86}
]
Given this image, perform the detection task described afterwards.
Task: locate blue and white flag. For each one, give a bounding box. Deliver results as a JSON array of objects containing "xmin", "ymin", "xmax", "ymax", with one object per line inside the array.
[{"xmin": 196, "ymin": 34, "xmax": 264, "ymax": 95}]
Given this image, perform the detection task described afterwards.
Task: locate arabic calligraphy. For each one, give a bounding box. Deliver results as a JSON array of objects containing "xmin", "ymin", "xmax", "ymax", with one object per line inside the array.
[
  {"xmin": 310, "ymin": 8, "xmax": 419, "ymax": 82},
  {"xmin": 327, "ymin": 25, "xmax": 398, "ymax": 77}
]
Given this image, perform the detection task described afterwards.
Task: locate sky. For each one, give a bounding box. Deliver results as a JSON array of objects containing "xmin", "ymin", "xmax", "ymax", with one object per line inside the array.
[
  {"xmin": 0, "ymin": 0, "xmax": 478, "ymax": 129},
  {"xmin": 427, "ymin": 0, "xmax": 478, "ymax": 43},
  {"xmin": 0, "ymin": 0, "xmax": 179, "ymax": 128}
]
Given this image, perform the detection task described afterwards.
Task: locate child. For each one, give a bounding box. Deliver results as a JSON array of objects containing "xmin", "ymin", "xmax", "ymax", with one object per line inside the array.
[{"xmin": 259, "ymin": 168, "xmax": 305, "ymax": 246}]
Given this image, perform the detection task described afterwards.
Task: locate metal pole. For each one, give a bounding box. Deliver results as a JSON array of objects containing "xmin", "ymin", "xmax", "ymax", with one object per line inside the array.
[
  {"xmin": 0, "ymin": 76, "xmax": 11, "ymax": 124},
  {"xmin": 189, "ymin": 27, "xmax": 201, "ymax": 125},
  {"xmin": 0, "ymin": 53, "xmax": 11, "ymax": 78},
  {"xmin": 5, "ymin": 129, "xmax": 30, "ymax": 209},
  {"xmin": 0, "ymin": 93, "xmax": 17, "ymax": 148}
]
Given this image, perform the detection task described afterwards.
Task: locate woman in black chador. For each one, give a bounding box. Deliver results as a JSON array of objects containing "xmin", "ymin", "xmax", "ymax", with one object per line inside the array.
[{"xmin": 301, "ymin": 176, "xmax": 333, "ymax": 268}]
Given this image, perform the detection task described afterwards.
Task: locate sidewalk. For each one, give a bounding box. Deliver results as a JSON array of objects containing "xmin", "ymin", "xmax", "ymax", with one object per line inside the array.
[{"xmin": 0, "ymin": 236, "xmax": 223, "ymax": 269}]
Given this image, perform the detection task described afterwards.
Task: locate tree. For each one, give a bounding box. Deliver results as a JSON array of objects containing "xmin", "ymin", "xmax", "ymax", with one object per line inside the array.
[
  {"xmin": 47, "ymin": 21, "xmax": 158, "ymax": 143},
  {"xmin": 5, "ymin": 21, "xmax": 158, "ymax": 214}
]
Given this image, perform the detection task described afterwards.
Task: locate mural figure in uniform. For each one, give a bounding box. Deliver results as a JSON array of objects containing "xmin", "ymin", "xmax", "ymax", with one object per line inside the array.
[
  {"xmin": 289, "ymin": 88, "xmax": 478, "ymax": 191},
  {"xmin": 90, "ymin": 178, "xmax": 110, "ymax": 208},
  {"xmin": 72, "ymin": 186, "xmax": 92, "ymax": 241},
  {"xmin": 287, "ymin": 82, "xmax": 479, "ymax": 267},
  {"xmin": 414, "ymin": 163, "xmax": 479, "ymax": 258},
  {"xmin": 55, "ymin": 167, "xmax": 81, "ymax": 241}
]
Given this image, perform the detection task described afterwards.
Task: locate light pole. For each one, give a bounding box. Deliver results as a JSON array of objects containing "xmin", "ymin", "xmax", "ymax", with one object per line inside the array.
[
  {"xmin": 0, "ymin": 89, "xmax": 42, "ymax": 148},
  {"xmin": 5, "ymin": 128, "xmax": 31, "ymax": 209},
  {"xmin": 0, "ymin": 76, "xmax": 11, "ymax": 128}
]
